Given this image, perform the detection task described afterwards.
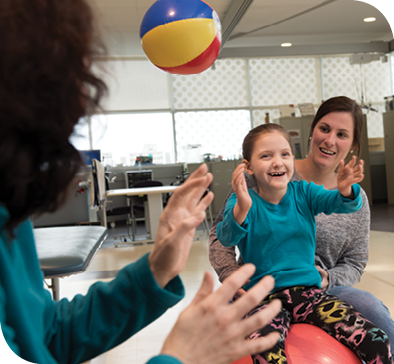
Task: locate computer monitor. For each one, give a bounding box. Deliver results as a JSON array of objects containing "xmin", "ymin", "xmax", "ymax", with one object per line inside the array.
[
  {"xmin": 124, "ymin": 170, "xmax": 153, "ymax": 188},
  {"xmin": 80, "ymin": 150, "xmax": 101, "ymax": 165}
]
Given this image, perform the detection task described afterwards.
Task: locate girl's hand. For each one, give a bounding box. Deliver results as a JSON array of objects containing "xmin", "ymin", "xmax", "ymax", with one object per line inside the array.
[
  {"xmin": 232, "ymin": 164, "xmax": 252, "ymax": 225},
  {"xmin": 316, "ymin": 266, "xmax": 329, "ymax": 291},
  {"xmin": 337, "ymin": 156, "xmax": 364, "ymax": 198},
  {"xmin": 149, "ymin": 164, "xmax": 214, "ymax": 288}
]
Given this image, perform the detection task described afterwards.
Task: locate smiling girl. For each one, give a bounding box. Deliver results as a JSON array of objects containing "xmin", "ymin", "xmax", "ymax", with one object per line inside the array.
[{"xmin": 216, "ymin": 124, "xmax": 392, "ymax": 364}]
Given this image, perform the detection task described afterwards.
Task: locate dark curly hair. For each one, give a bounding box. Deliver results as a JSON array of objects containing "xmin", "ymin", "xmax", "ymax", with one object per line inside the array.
[{"xmin": 0, "ymin": 0, "xmax": 108, "ymax": 233}]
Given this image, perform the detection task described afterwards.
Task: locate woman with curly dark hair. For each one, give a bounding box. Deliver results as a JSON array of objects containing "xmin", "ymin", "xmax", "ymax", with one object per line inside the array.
[
  {"xmin": 0, "ymin": 1, "xmax": 282, "ymax": 363},
  {"xmin": 0, "ymin": 0, "xmax": 107, "ymax": 233}
]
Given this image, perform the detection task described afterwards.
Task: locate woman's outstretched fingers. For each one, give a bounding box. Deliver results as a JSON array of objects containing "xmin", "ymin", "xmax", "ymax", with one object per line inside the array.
[
  {"xmin": 163, "ymin": 168, "xmax": 213, "ymax": 221},
  {"xmin": 242, "ymin": 330, "xmax": 281, "ymax": 358},
  {"xmin": 160, "ymin": 267, "xmax": 281, "ymax": 364},
  {"xmin": 231, "ymin": 275, "xmax": 276, "ymax": 318},
  {"xmin": 212, "ymin": 264, "xmax": 257, "ymax": 304},
  {"xmin": 239, "ymin": 298, "xmax": 281, "ymax": 338},
  {"xmin": 190, "ymin": 271, "xmax": 215, "ymax": 306},
  {"xmin": 150, "ymin": 163, "xmax": 214, "ymax": 288}
]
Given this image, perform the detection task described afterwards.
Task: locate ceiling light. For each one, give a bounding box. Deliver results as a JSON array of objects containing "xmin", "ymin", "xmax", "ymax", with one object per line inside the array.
[
  {"xmin": 364, "ymin": 17, "xmax": 376, "ymax": 22},
  {"xmin": 281, "ymin": 43, "xmax": 292, "ymax": 47}
]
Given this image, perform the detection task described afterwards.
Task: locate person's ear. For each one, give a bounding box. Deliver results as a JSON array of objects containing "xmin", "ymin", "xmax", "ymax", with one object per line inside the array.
[
  {"xmin": 350, "ymin": 141, "xmax": 357, "ymax": 155},
  {"xmin": 243, "ymin": 159, "xmax": 253, "ymax": 175}
]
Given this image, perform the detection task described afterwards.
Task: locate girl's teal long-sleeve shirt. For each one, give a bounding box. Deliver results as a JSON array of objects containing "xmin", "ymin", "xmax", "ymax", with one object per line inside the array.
[
  {"xmin": 0, "ymin": 205, "xmax": 184, "ymax": 364},
  {"xmin": 217, "ymin": 180, "xmax": 362, "ymax": 293}
]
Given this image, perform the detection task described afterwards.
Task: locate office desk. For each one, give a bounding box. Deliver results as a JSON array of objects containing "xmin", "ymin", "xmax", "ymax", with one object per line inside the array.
[
  {"xmin": 106, "ymin": 185, "xmax": 178, "ymax": 244},
  {"xmin": 34, "ymin": 225, "xmax": 108, "ymax": 300}
]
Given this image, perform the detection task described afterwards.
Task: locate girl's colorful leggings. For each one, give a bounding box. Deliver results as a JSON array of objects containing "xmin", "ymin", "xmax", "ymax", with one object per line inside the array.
[{"xmin": 245, "ymin": 286, "xmax": 393, "ymax": 364}]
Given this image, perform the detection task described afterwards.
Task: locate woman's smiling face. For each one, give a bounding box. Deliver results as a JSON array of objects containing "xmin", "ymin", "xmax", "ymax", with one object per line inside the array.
[{"xmin": 310, "ymin": 111, "xmax": 355, "ymax": 168}]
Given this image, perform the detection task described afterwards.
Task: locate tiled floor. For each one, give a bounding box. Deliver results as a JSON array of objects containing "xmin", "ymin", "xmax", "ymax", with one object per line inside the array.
[{"xmin": 57, "ymin": 204, "xmax": 394, "ymax": 364}]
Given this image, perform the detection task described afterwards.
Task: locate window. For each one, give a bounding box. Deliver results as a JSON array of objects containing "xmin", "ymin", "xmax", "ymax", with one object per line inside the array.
[
  {"xmin": 90, "ymin": 112, "xmax": 175, "ymax": 166},
  {"xmin": 69, "ymin": 118, "xmax": 91, "ymax": 150},
  {"xmin": 175, "ymin": 110, "xmax": 251, "ymax": 162}
]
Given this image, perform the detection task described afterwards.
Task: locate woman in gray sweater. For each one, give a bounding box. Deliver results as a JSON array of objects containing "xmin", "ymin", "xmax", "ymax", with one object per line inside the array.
[{"xmin": 209, "ymin": 96, "xmax": 394, "ymax": 353}]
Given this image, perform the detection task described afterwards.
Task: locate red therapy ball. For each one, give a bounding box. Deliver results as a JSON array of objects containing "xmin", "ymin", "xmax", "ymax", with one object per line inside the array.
[
  {"xmin": 285, "ymin": 324, "xmax": 362, "ymax": 364},
  {"xmin": 231, "ymin": 324, "xmax": 362, "ymax": 364}
]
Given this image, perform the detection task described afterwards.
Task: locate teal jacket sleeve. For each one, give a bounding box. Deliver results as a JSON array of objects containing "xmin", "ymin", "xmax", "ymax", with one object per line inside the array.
[
  {"xmin": 147, "ymin": 354, "xmax": 183, "ymax": 363},
  {"xmin": 0, "ymin": 209, "xmax": 186, "ymax": 364},
  {"xmin": 46, "ymin": 253, "xmax": 185, "ymax": 364},
  {"xmin": 302, "ymin": 181, "xmax": 362, "ymax": 216},
  {"xmin": 216, "ymin": 192, "xmax": 250, "ymax": 247}
]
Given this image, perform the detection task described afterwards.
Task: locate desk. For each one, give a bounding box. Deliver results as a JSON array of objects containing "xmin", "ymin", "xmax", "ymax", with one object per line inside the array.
[
  {"xmin": 106, "ymin": 186, "xmax": 178, "ymax": 244},
  {"xmin": 34, "ymin": 226, "xmax": 108, "ymax": 300}
]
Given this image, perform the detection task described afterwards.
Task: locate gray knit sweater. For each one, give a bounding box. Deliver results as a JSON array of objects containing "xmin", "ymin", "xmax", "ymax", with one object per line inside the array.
[{"xmin": 208, "ymin": 170, "xmax": 370, "ymax": 291}]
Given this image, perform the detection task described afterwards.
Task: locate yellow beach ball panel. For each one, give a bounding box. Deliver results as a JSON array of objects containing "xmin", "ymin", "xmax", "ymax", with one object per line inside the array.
[{"xmin": 141, "ymin": 18, "xmax": 217, "ymax": 68}]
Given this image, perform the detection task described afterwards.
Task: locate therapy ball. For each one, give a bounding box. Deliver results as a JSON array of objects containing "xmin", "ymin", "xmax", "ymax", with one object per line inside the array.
[
  {"xmin": 140, "ymin": 0, "xmax": 222, "ymax": 75},
  {"xmin": 285, "ymin": 324, "xmax": 362, "ymax": 364},
  {"xmin": 232, "ymin": 324, "xmax": 363, "ymax": 364}
]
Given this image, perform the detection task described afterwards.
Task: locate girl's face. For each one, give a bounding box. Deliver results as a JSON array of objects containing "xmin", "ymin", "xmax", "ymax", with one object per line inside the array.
[
  {"xmin": 244, "ymin": 131, "xmax": 294, "ymax": 198},
  {"xmin": 310, "ymin": 112, "xmax": 355, "ymax": 169}
]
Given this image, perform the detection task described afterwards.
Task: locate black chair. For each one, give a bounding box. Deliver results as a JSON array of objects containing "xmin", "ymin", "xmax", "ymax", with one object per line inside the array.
[
  {"xmin": 105, "ymin": 173, "xmax": 130, "ymax": 228},
  {"xmin": 129, "ymin": 180, "xmax": 163, "ymax": 240}
]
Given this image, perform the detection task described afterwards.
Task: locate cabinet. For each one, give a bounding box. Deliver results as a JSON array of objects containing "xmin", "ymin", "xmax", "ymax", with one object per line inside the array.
[
  {"xmin": 210, "ymin": 161, "xmax": 242, "ymax": 216},
  {"xmin": 358, "ymin": 115, "xmax": 372, "ymax": 205},
  {"xmin": 383, "ymin": 111, "xmax": 394, "ymax": 204},
  {"xmin": 276, "ymin": 116, "xmax": 314, "ymax": 159}
]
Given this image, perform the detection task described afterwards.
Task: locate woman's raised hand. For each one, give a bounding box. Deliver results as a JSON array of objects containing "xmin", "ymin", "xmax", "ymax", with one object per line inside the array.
[
  {"xmin": 337, "ymin": 156, "xmax": 364, "ymax": 198},
  {"xmin": 232, "ymin": 163, "xmax": 252, "ymax": 225},
  {"xmin": 149, "ymin": 164, "xmax": 214, "ymax": 288},
  {"xmin": 161, "ymin": 264, "xmax": 281, "ymax": 364}
]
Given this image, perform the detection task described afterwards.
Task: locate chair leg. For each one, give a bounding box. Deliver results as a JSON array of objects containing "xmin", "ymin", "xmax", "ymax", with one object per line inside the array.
[
  {"xmin": 130, "ymin": 198, "xmax": 136, "ymax": 241},
  {"xmin": 144, "ymin": 200, "xmax": 150, "ymax": 235}
]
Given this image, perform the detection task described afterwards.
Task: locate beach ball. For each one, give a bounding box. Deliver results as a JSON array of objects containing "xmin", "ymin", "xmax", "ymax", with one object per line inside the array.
[{"xmin": 140, "ymin": 0, "xmax": 222, "ymax": 75}]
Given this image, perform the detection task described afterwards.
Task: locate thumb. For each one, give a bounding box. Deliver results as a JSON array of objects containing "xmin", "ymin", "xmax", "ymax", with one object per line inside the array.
[{"xmin": 190, "ymin": 271, "xmax": 214, "ymax": 307}]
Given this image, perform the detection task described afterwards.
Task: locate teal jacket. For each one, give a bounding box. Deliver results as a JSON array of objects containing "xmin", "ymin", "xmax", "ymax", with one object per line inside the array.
[
  {"xmin": 0, "ymin": 205, "xmax": 184, "ymax": 364},
  {"xmin": 217, "ymin": 180, "xmax": 362, "ymax": 292}
]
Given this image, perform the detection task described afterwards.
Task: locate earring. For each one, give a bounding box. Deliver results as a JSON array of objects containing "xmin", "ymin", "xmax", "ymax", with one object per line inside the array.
[
  {"xmin": 309, "ymin": 137, "xmax": 312, "ymax": 140},
  {"xmin": 350, "ymin": 150, "xmax": 354, "ymax": 154}
]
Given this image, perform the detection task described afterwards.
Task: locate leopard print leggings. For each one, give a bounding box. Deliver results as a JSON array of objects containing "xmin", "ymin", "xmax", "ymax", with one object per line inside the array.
[{"xmin": 245, "ymin": 286, "xmax": 393, "ymax": 364}]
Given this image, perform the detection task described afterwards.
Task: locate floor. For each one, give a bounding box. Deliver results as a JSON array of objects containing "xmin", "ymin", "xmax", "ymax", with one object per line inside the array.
[{"xmin": 56, "ymin": 203, "xmax": 394, "ymax": 364}]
